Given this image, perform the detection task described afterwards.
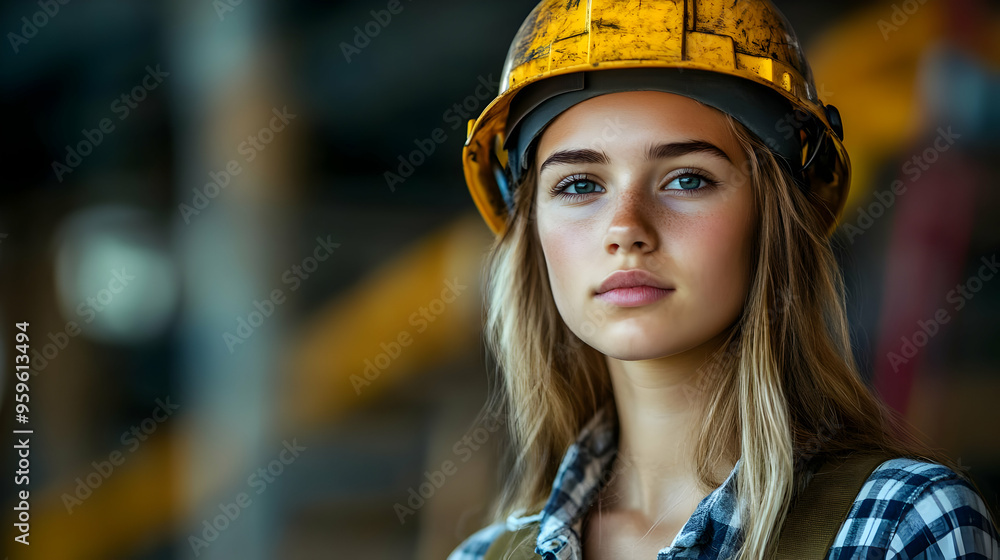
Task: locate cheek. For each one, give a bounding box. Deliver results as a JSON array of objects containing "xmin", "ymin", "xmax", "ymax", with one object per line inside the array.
[
  {"xmin": 675, "ymin": 205, "xmax": 754, "ymax": 310},
  {"xmin": 537, "ymin": 215, "xmax": 595, "ymax": 320}
]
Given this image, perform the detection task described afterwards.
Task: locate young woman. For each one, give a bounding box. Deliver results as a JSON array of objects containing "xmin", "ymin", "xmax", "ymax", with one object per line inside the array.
[{"xmin": 450, "ymin": 1, "xmax": 999, "ymax": 558}]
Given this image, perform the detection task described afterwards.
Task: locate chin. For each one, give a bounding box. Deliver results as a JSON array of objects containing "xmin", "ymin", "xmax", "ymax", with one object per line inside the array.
[
  {"xmin": 596, "ymin": 345, "xmax": 670, "ymax": 362},
  {"xmin": 582, "ymin": 326, "xmax": 696, "ymax": 362}
]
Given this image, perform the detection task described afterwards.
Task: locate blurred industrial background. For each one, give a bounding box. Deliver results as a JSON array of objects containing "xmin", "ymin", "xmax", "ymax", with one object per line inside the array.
[{"xmin": 1, "ymin": 0, "xmax": 998, "ymax": 558}]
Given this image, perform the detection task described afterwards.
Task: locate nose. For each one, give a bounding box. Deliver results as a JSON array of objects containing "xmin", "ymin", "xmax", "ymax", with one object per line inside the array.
[{"xmin": 602, "ymin": 191, "xmax": 658, "ymax": 255}]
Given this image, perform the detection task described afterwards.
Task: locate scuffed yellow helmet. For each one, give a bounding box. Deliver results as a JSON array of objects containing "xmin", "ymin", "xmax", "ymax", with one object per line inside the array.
[{"xmin": 462, "ymin": 0, "xmax": 850, "ymax": 236}]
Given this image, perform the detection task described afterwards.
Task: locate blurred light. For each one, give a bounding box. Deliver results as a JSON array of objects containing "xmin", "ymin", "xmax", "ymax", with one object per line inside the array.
[
  {"xmin": 919, "ymin": 43, "xmax": 1000, "ymax": 145},
  {"xmin": 54, "ymin": 205, "xmax": 178, "ymax": 343}
]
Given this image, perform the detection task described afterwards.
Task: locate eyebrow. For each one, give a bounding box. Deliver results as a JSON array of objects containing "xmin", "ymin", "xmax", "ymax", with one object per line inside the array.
[{"xmin": 538, "ymin": 140, "xmax": 732, "ymax": 174}]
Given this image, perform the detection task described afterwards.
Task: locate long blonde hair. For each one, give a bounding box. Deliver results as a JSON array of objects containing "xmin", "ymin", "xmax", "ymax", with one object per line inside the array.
[{"xmin": 479, "ymin": 109, "xmax": 960, "ymax": 559}]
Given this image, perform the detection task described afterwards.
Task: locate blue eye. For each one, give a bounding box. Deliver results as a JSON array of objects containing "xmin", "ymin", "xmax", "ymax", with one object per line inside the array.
[
  {"xmin": 549, "ymin": 171, "xmax": 718, "ymax": 199},
  {"xmin": 665, "ymin": 173, "xmax": 713, "ymax": 191},
  {"xmin": 552, "ymin": 175, "xmax": 605, "ymax": 197}
]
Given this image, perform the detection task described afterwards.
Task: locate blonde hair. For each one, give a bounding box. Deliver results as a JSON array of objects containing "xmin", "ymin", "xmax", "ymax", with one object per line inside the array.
[{"xmin": 479, "ymin": 110, "xmax": 960, "ymax": 559}]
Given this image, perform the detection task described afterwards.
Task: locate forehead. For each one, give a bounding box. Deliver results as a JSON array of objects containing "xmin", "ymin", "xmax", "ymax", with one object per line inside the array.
[{"xmin": 535, "ymin": 90, "xmax": 743, "ymax": 163}]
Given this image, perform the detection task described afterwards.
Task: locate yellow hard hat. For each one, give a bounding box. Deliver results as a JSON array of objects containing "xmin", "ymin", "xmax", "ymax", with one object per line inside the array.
[{"xmin": 462, "ymin": 0, "xmax": 851, "ymax": 236}]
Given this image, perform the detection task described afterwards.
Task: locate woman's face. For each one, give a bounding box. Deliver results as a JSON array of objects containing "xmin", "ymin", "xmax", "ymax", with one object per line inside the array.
[{"xmin": 534, "ymin": 90, "xmax": 755, "ymax": 361}]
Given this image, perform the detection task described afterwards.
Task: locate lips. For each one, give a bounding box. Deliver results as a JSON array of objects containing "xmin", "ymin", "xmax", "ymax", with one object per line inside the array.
[
  {"xmin": 596, "ymin": 269, "xmax": 672, "ymax": 294},
  {"xmin": 595, "ymin": 269, "xmax": 674, "ymax": 307}
]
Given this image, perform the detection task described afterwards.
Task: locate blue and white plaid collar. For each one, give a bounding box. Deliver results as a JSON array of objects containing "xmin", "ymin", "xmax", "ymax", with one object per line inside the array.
[{"xmin": 504, "ymin": 404, "xmax": 744, "ymax": 559}]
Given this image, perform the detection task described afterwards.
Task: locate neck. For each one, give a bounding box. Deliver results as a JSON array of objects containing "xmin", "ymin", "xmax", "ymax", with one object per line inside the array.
[{"xmin": 601, "ymin": 330, "xmax": 735, "ymax": 518}]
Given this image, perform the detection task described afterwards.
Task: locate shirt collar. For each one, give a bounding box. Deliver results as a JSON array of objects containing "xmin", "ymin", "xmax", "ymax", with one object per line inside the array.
[{"xmin": 507, "ymin": 403, "xmax": 744, "ymax": 559}]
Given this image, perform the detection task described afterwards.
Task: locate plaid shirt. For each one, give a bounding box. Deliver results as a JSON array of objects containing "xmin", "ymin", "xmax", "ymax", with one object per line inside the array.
[{"xmin": 448, "ymin": 405, "xmax": 999, "ymax": 559}]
